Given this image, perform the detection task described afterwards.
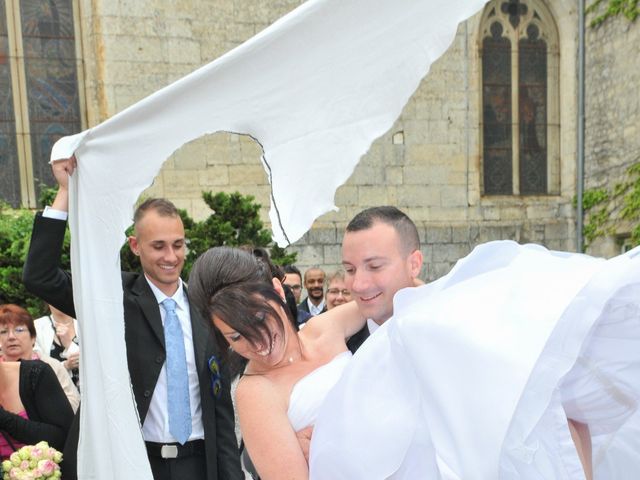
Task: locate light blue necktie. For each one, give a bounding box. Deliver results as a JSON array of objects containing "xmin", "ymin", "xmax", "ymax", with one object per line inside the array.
[{"xmin": 162, "ymin": 298, "xmax": 192, "ymax": 445}]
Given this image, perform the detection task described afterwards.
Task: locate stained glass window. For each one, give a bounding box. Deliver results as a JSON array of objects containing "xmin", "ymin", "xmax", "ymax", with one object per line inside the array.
[
  {"xmin": 0, "ymin": 0, "xmax": 82, "ymax": 207},
  {"xmin": 482, "ymin": 22, "xmax": 512, "ymax": 195},
  {"xmin": 519, "ymin": 23, "xmax": 547, "ymax": 194},
  {"xmin": 21, "ymin": 0, "xmax": 81, "ymax": 202},
  {"xmin": 480, "ymin": 0, "xmax": 558, "ymax": 196},
  {"xmin": 0, "ymin": 0, "xmax": 21, "ymax": 207}
]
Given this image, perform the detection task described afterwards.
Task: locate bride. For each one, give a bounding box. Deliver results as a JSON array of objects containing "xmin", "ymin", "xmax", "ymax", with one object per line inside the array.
[{"xmin": 189, "ymin": 242, "xmax": 640, "ymax": 479}]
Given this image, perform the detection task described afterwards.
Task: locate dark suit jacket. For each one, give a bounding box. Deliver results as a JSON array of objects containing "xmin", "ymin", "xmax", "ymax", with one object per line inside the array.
[
  {"xmin": 346, "ymin": 324, "xmax": 370, "ymax": 354},
  {"xmin": 297, "ymin": 296, "xmax": 326, "ymax": 316},
  {"xmin": 22, "ymin": 213, "xmax": 242, "ymax": 480}
]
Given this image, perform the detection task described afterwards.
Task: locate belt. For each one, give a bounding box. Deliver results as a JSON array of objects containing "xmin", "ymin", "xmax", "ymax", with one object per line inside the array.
[{"xmin": 145, "ymin": 440, "xmax": 205, "ymax": 459}]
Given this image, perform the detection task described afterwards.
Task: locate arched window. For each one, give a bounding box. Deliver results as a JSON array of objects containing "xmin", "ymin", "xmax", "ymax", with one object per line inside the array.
[
  {"xmin": 0, "ymin": 0, "xmax": 84, "ymax": 208},
  {"xmin": 480, "ymin": 0, "xmax": 559, "ymax": 196}
]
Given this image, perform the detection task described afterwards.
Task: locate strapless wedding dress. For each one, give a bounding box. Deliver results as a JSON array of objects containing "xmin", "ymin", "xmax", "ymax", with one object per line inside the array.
[
  {"xmin": 288, "ymin": 350, "xmax": 352, "ymax": 432},
  {"xmin": 300, "ymin": 241, "xmax": 640, "ymax": 479}
]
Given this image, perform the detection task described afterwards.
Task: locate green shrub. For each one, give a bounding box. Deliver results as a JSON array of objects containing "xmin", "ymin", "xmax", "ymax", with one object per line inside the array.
[{"xmin": 0, "ymin": 202, "xmax": 70, "ymax": 317}]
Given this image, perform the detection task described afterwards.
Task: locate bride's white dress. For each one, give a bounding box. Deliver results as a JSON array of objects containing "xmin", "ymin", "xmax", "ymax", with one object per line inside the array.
[{"xmin": 287, "ymin": 241, "xmax": 640, "ymax": 479}]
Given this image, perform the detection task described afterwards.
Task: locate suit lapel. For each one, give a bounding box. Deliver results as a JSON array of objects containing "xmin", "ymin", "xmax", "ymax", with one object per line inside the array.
[{"xmin": 130, "ymin": 275, "xmax": 165, "ymax": 348}]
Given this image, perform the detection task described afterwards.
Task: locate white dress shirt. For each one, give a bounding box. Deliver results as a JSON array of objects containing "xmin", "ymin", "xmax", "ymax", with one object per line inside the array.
[
  {"xmin": 307, "ymin": 298, "xmax": 326, "ymax": 316},
  {"xmin": 139, "ymin": 278, "xmax": 205, "ymax": 443}
]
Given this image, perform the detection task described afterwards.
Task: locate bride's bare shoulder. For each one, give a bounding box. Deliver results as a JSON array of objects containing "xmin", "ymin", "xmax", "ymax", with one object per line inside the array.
[{"xmin": 236, "ymin": 373, "xmax": 284, "ymax": 410}]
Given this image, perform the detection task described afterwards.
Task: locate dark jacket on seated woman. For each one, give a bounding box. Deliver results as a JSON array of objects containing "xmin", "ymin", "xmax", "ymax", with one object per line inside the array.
[{"xmin": 0, "ymin": 360, "xmax": 74, "ymax": 452}]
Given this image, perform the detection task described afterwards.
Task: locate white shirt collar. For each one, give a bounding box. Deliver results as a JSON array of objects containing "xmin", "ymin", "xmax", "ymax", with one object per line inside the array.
[
  {"xmin": 367, "ymin": 318, "xmax": 380, "ymax": 334},
  {"xmin": 308, "ymin": 298, "xmax": 325, "ymax": 315},
  {"xmin": 145, "ymin": 276, "xmax": 188, "ymax": 311}
]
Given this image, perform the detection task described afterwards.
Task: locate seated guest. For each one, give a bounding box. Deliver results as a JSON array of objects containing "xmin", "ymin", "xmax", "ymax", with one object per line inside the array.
[
  {"xmin": 0, "ymin": 356, "xmax": 74, "ymax": 456},
  {"xmin": 34, "ymin": 304, "xmax": 80, "ymax": 389},
  {"xmin": 325, "ymin": 269, "xmax": 352, "ymax": 310},
  {"xmin": 0, "ymin": 304, "xmax": 80, "ymax": 412}
]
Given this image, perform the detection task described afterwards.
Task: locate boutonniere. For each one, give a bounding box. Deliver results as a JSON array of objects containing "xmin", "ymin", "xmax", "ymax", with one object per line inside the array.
[{"xmin": 208, "ymin": 355, "xmax": 222, "ymax": 398}]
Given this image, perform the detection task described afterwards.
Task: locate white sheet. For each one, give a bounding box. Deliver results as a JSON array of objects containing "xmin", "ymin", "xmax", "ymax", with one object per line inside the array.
[{"xmin": 51, "ymin": 0, "xmax": 488, "ymax": 477}]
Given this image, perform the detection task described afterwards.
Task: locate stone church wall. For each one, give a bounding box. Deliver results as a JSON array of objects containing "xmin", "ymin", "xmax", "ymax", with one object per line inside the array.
[{"xmin": 584, "ymin": 13, "xmax": 640, "ymax": 257}]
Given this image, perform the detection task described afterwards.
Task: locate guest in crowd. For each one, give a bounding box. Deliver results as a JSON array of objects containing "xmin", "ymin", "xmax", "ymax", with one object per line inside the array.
[
  {"xmin": 283, "ymin": 265, "xmax": 311, "ymax": 325},
  {"xmin": 0, "ymin": 304, "xmax": 79, "ymax": 412},
  {"xmin": 33, "ymin": 305, "xmax": 80, "ymax": 389},
  {"xmin": 282, "ymin": 265, "xmax": 303, "ymax": 303},
  {"xmin": 297, "ymin": 267, "xmax": 326, "ymax": 316},
  {"xmin": 324, "ymin": 269, "xmax": 352, "ymax": 310},
  {"xmin": 0, "ymin": 317, "xmax": 74, "ymax": 456}
]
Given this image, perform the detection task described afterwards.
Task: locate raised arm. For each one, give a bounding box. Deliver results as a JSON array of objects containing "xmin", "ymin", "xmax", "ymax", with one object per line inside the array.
[
  {"xmin": 237, "ymin": 377, "xmax": 309, "ymax": 480},
  {"xmin": 22, "ymin": 158, "xmax": 77, "ymax": 317}
]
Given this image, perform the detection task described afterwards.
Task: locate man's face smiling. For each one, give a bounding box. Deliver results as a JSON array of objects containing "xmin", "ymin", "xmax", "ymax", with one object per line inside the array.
[
  {"xmin": 342, "ymin": 222, "xmax": 422, "ymax": 324},
  {"xmin": 128, "ymin": 210, "xmax": 186, "ymax": 296},
  {"xmin": 304, "ymin": 269, "xmax": 325, "ymax": 304}
]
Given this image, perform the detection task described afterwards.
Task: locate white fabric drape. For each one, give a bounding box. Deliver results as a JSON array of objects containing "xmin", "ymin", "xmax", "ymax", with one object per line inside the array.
[
  {"xmin": 51, "ymin": 0, "xmax": 488, "ymax": 477},
  {"xmin": 310, "ymin": 241, "xmax": 640, "ymax": 479}
]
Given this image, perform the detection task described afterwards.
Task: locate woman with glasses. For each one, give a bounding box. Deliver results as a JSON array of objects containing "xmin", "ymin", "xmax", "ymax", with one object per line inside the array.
[
  {"xmin": 324, "ymin": 270, "xmax": 352, "ymax": 310},
  {"xmin": 0, "ymin": 304, "xmax": 79, "ymax": 411},
  {"xmin": 0, "ymin": 305, "xmax": 74, "ymax": 458},
  {"xmin": 189, "ymin": 244, "xmax": 640, "ymax": 480}
]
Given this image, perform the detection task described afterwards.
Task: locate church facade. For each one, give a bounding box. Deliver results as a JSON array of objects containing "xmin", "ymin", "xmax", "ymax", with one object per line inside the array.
[{"xmin": 1, "ymin": 0, "xmax": 637, "ymax": 277}]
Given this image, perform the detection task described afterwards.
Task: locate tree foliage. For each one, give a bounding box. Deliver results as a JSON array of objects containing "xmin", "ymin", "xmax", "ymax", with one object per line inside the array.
[{"xmin": 0, "ymin": 203, "xmax": 70, "ymax": 317}]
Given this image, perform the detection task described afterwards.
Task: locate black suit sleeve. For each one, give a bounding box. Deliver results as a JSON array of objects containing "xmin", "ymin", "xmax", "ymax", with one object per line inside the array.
[
  {"xmin": 215, "ymin": 367, "xmax": 244, "ymax": 480},
  {"xmin": 0, "ymin": 363, "xmax": 74, "ymax": 451},
  {"xmin": 22, "ymin": 213, "xmax": 77, "ymax": 318}
]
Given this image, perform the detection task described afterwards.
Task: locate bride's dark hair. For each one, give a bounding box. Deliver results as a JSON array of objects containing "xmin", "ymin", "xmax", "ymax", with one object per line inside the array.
[{"xmin": 188, "ymin": 246, "xmax": 293, "ymax": 374}]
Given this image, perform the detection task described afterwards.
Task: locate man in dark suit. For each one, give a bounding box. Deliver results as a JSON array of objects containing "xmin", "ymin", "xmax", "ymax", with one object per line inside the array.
[
  {"xmin": 343, "ymin": 206, "xmax": 423, "ymax": 353},
  {"xmin": 22, "ymin": 157, "xmax": 243, "ymax": 480},
  {"xmin": 297, "ymin": 267, "xmax": 327, "ymax": 317}
]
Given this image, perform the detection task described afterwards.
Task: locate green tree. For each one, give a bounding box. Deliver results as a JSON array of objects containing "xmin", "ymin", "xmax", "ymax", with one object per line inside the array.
[{"xmin": 183, "ymin": 191, "xmax": 296, "ymax": 278}]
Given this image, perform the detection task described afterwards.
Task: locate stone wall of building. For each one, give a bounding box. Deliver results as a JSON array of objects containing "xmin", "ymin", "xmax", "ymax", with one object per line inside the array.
[
  {"xmin": 76, "ymin": 0, "xmax": 581, "ymax": 278},
  {"xmin": 584, "ymin": 12, "xmax": 640, "ymax": 257}
]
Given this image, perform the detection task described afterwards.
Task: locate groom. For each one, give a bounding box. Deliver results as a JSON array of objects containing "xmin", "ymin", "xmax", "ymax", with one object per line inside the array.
[
  {"xmin": 342, "ymin": 206, "xmax": 423, "ymax": 353},
  {"xmin": 297, "ymin": 206, "xmax": 423, "ymax": 460}
]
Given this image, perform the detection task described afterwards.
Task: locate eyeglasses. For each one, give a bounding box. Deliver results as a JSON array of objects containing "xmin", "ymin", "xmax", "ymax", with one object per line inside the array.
[
  {"xmin": 327, "ymin": 288, "xmax": 351, "ymax": 297},
  {"xmin": 0, "ymin": 326, "xmax": 29, "ymax": 337},
  {"xmin": 288, "ymin": 285, "xmax": 302, "ymax": 291}
]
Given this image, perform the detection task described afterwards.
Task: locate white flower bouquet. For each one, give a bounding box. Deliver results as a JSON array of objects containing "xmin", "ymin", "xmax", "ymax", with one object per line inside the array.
[{"xmin": 1, "ymin": 441, "xmax": 62, "ymax": 480}]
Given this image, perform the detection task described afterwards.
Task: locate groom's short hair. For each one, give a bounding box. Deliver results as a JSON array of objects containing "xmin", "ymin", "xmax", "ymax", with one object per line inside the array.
[
  {"xmin": 133, "ymin": 198, "xmax": 180, "ymax": 225},
  {"xmin": 345, "ymin": 206, "xmax": 419, "ymax": 255}
]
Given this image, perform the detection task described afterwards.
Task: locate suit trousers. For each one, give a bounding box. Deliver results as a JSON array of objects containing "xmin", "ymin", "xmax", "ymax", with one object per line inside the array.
[{"xmin": 148, "ymin": 453, "xmax": 207, "ymax": 480}]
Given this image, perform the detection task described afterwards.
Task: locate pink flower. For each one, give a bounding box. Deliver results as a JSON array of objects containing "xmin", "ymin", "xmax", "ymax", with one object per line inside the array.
[{"xmin": 37, "ymin": 460, "xmax": 56, "ymax": 477}]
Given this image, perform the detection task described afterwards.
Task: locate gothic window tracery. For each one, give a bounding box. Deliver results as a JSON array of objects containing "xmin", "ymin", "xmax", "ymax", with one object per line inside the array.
[{"xmin": 480, "ymin": 0, "xmax": 559, "ymax": 196}]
